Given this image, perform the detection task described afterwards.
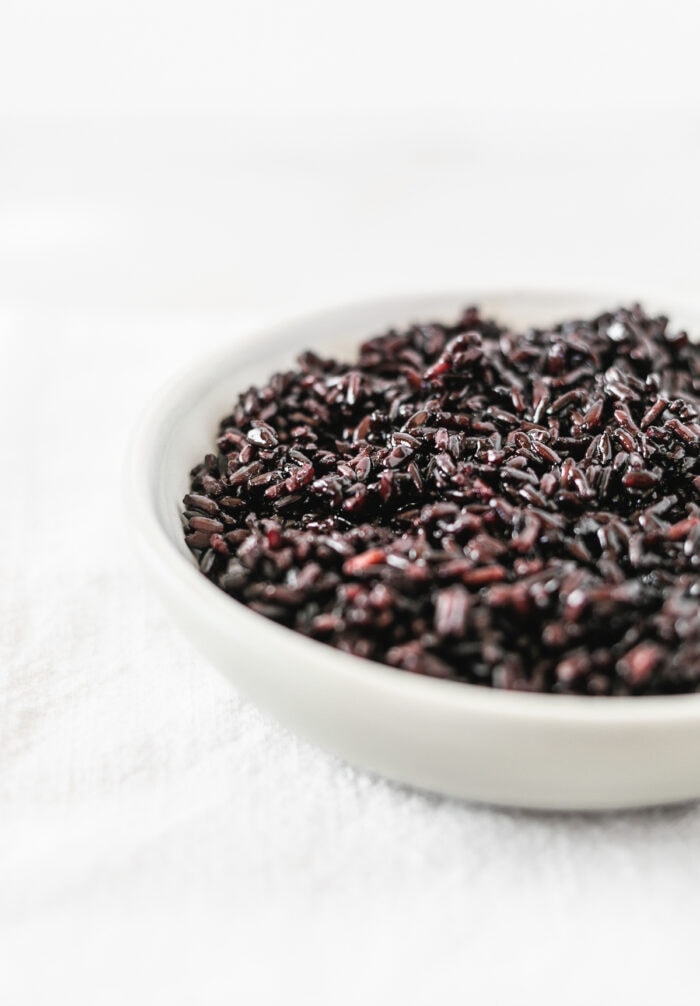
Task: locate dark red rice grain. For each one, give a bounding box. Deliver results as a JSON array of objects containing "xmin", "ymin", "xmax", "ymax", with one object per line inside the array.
[{"xmin": 183, "ymin": 304, "xmax": 700, "ymax": 695}]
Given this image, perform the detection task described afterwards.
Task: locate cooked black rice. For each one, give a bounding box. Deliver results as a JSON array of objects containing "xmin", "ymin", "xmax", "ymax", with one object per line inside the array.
[{"xmin": 183, "ymin": 304, "xmax": 700, "ymax": 695}]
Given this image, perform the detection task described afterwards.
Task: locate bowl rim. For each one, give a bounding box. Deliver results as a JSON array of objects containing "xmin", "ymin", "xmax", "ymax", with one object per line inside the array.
[{"xmin": 123, "ymin": 288, "xmax": 700, "ymax": 727}]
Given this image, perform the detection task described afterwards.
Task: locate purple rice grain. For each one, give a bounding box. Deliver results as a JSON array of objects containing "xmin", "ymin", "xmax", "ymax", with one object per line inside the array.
[{"xmin": 183, "ymin": 303, "xmax": 700, "ymax": 695}]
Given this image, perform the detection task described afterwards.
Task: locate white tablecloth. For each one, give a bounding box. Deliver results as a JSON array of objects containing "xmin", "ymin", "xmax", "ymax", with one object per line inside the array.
[{"xmin": 3, "ymin": 114, "xmax": 700, "ymax": 1005}]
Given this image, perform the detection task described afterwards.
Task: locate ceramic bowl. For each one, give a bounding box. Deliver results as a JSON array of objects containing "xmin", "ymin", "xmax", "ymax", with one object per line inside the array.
[{"xmin": 124, "ymin": 290, "xmax": 700, "ymax": 810}]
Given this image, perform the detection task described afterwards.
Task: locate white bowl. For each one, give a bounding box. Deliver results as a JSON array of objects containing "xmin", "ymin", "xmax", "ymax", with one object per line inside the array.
[{"xmin": 124, "ymin": 290, "xmax": 700, "ymax": 811}]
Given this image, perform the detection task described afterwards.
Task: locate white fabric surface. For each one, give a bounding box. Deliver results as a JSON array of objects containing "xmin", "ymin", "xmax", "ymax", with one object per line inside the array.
[{"xmin": 3, "ymin": 112, "xmax": 700, "ymax": 1005}]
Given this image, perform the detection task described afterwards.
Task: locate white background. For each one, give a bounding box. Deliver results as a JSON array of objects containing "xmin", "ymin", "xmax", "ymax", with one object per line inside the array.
[{"xmin": 2, "ymin": 2, "xmax": 700, "ymax": 1004}]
